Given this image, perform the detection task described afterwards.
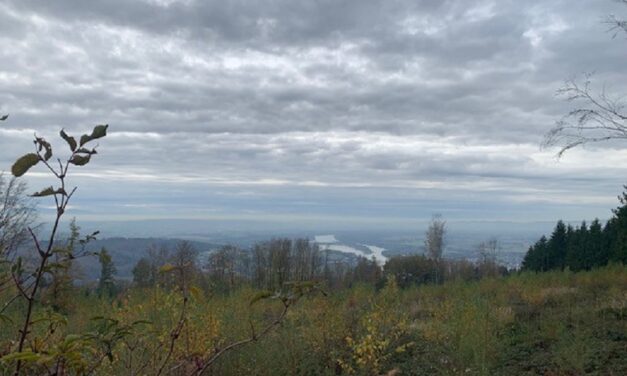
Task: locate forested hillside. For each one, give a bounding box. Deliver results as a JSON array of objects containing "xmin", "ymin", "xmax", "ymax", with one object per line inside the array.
[{"xmin": 522, "ymin": 189, "xmax": 627, "ymax": 272}]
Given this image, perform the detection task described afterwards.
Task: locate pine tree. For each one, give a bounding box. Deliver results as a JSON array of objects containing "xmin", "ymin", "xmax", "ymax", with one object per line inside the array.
[
  {"xmin": 132, "ymin": 257, "xmax": 155, "ymax": 287},
  {"xmin": 521, "ymin": 245, "xmax": 536, "ymax": 271},
  {"xmin": 588, "ymin": 219, "xmax": 605, "ymax": 269},
  {"xmin": 97, "ymin": 248, "xmax": 117, "ymax": 297},
  {"xmin": 522, "ymin": 236, "xmax": 548, "ymax": 271},
  {"xmin": 564, "ymin": 224, "xmax": 577, "ymax": 270},
  {"xmin": 604, "ymin": 218, "xmax": 618, "ymax": 261},
  {"xmin": 568, "ymin": 222, "xmax": 589, "ymax": 271},
  {"xmin": 523, "ymin": 187, "xmax": 627, "ymax": 272},
  {"xmin": 610, "ymin": 187, "xmax": 627, "ymax": 263},
  {"xmin": 547, "ymin": 220, "xmax": 568, "ymax": 270}
]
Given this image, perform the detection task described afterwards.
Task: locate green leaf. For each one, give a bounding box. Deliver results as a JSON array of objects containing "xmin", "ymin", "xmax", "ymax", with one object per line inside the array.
[
  {"xmin": 42, "ymin": 142, "xmax": 52, "ymax": 161},
  {"xmin": 62, "ymin": 334, "xmax": 83, "ymax": 346},
  {"xmin": 79, "ymin": 135, "xmax": 90, "ymax": 147},
  {"xmin": 45, "ymin": 262, "xmax": 70, "ymax": 271},
  {"xmin": 76, "ymin": 147, "xmax": 97, "ymax": 155},
  {"xmin": 52, "ymin": 247, "xmax": 71, "ymax": 255},
  {"xmin": 60, "ymin": 129, "xmax": 77, "ymax": 152},
  {"xmin": 31, "ymin": 187, "xmax": 54, "ymax": 197},
  {"xmin": 11, "ymin": 153, "xmax": 39, "ymax": 177},
  {"xmin": 1, "ymin": 351, "xmax": 41, "ymax": 362},
  {"xmin": 91, "ymin": 124, "xmax": 108, "ymax": 139},
  {"xmin": 35, "ymin": 137, "xmax": 53, "ymax": 161},
  {"xmin": 131, "ymin": 320, "xmax": 152, "ymax": 327},
  {"xmin": 69, "ymin": 154, "xmax": 91, "ymax": 166},
  {"xmin": 159, "ymin": 264, "xmax": 177, "ymax": 273},
  {"xmin": 0, "ymin": 314, "xmax": 13, "ymax": 324},
  {"xmin": 31, "ymin": 186, "xmax": 67, "ymax": 197},
  {"xmin": 189, "ymin": 286, "xmax": 203, "ymax": 301},
  {"xmin": 79, "ymin": 124, "xmax": 108, "ymax": 146},
  {"xmin": 250, "ymin": 290, "xmax": 274, "ymax": 306}
]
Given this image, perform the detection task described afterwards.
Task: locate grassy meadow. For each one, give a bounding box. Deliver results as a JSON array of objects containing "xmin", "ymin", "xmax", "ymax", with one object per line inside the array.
[{"xmin": 1, "ymin": 264, "xmax": 625, "ymax": 375}]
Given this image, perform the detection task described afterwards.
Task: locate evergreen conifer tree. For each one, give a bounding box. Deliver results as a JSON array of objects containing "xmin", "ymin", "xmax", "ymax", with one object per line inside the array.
[
  {"xmin": 610, "ymin": 188, "xmax": 627, "ymax": 263},
  {"xmin": 97, "ymin": 248, "xmax": 117, "ymax": 297},
  {"xmin": 548, "ymin": 220, "xmax": 568, "ymax": 270},
  {"xmin": 588, "ymin": 219, "xmax": 604, "ymax": 269}
]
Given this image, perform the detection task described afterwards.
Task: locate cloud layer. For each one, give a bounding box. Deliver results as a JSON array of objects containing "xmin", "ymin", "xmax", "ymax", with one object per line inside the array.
[{"xmin": 1, "ymin": 0, "xmax": 626, "ymax": 228}]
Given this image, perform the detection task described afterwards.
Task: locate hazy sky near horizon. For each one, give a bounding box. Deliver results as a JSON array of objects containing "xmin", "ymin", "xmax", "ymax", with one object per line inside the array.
[{"xmin": 1, "ymin": 0, "xmax": 627, "ymax": 231}]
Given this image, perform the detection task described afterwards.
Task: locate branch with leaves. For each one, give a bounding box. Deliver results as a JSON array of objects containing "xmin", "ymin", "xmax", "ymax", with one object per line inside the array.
[
  {"xmin": 2, "ymin": 120, "xmax": 108, "ymax": 375},
  {"xmin": 155, "ymin": 262, "xmax": 191, "ymax": 376},
  {"xmin": 192, "ymin": 281, "xmax": 326, "ymax": 375}
]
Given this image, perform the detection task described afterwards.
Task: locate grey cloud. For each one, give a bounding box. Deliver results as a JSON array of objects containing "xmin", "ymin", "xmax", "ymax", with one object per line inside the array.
[{"xmin": 1, "ymin": 0, "xmax": 626, "ymax": 225}]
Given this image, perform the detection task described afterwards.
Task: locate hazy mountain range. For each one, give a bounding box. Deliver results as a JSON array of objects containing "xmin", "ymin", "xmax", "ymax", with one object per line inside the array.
[{"xmin": 33, "ymin": 218, "xmax": 561, "ymax": 281}]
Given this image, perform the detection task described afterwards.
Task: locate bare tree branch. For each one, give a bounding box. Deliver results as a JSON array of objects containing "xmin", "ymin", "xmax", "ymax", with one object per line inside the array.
[{"xmin": 544, "ymin": 75, "xmax": 627, "ymax": 157}]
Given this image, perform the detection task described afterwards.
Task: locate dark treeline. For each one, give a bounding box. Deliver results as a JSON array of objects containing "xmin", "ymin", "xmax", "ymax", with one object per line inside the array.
[
  {"xmin": 384, "ymin": 253, "xmax": 508, "ymax": 288},
  {"xmin": 131, "ymin": 238, "xmax": 384, "ymax": 293},
  {"xmin": 522, "ymin": 188, "xmax": 627, "ymax": 272},
  {"xmin": 130, "ymin": 237, "xmax": 509, "ymax": 294}
]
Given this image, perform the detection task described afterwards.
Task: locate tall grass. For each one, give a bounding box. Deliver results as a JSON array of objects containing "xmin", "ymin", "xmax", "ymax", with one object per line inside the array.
[{"xmin": 1, "ymin": 265, "xmax": 625, "ymax": 374}]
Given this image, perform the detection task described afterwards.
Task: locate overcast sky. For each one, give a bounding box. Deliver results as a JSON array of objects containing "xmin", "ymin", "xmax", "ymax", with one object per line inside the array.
[{"xmin": 1, "ymin": 0, "xmax": 626, "ymax": 231}]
